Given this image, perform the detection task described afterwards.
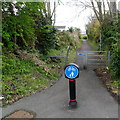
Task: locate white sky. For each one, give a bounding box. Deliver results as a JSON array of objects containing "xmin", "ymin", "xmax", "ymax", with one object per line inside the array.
[
  {"xmin": 54, "ymin": 0, "xmax": 120, "ymax": 33},
  {"xmin": 55, "ymin": 0, "xmax": 93, "ymax": 33}
]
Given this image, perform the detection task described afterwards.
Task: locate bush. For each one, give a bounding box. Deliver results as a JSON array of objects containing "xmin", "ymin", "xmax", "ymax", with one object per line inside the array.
[
  {"xmin": 2, "ymin": 53, "xmax": 35, "ymax": 76},
  {"xmin": 55, "ymin": 31, "xmax": 75, "ymax": 49},
  {"xmin": 2, "ymin": 52, "xmax": 59, "ymax": 104},
  {"xmin": 110, "ymin": 39, "xmax": 120, "ymax": 78},
  {"xmin": 83, "ymin": 36, "xmax": 87, "ymax": 39}
]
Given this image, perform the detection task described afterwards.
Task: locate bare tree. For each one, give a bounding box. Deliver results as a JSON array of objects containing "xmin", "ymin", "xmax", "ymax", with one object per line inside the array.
[
  {"xmin": 47, "ymin": 2, "xmax": 51, "ymax": 17},
  {"xmin": 77, "ymin": 0, "xmax": 117, "ymax": 23},
  {"xmin": 110, "ymin": 1, "xmax": 117, "ymax": 17},
  {"xmin": 46, "ymin": 1, "xmax": 60, "ymax": 26}
]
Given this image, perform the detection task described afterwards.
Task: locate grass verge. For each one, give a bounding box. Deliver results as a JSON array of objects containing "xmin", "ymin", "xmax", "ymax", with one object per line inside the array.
[
  {"xmin": 87, "ymin": 40, "xmax": 99, "ymax": 50},
  {"xmin": 2, "ymin": 47, "xmax": 77, "ymax": 106},
  {"xmin": 2, "ymin": 52, "xmax": 59, "ymax": 106}
]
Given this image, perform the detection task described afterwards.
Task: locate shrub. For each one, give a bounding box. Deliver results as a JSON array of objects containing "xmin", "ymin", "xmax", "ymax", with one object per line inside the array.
[
  {"xmin": 110, "ymin": 38, "xmax": 120, "ymax": 78},
  {"xmin": 83, "ymin": 36, "xmax": 87, "ymax": 39}
]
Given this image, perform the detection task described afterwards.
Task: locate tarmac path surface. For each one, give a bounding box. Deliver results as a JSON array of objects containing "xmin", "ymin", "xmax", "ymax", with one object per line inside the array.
[{"xmin": 2, "ymin": 40, "xmax": 118, "ymax": 118}]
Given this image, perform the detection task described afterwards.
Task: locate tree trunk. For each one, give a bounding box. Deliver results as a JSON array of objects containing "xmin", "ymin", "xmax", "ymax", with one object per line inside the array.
[{"xmin": 110, "ymin": 1, "xmax": 117, "ymax": 18}]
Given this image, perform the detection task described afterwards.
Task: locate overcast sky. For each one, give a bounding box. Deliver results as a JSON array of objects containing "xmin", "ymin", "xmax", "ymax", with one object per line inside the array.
[
  {"xmin": 55, "ymin": 0, "xmax": 93, "ymax": 33},
  {"xmin": 54, "ymin": 0, "xmax": 120, "ymax": 33}
]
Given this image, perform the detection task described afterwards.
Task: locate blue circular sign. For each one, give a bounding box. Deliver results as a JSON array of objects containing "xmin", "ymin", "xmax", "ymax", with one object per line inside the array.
[{"xmin": 65, "ymin": 65, "xmax": 79, "ymax": 79}]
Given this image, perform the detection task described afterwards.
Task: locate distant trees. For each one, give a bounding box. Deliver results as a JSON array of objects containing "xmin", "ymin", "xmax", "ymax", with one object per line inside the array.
[
  {"xmin": 82, "ymin": 36, "xmax": 87, "ymax": 39},
  {"xmin": 68, "ymin": 27, "xmax": 74, "ymax": 33},
  {"xmin": 86, "ymin": 19, "xmax": 100, "ymax": 44}
]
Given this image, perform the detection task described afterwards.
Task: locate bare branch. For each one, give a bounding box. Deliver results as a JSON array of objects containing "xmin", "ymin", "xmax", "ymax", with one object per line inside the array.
[
  {"xmin": 90, "ymin": 0, "xmax": 101, "ymax": 24},
  {"xmin": 102, "ymin": 0, "xmax": 106, "ymax": 17},
  {"xmin": 107, "ymin": 0, "xmax": 113, "ymax": 18},
  {"xmin": 97, "ymin": 1, "xmax": 103, "ymax": 22}
]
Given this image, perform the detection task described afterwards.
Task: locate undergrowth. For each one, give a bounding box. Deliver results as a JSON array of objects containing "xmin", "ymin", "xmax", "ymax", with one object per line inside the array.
[
  {"xmin": 2, "ymin": 30, "xmax": 80, "ymax": 106},
  {"xmin": 2, "ymin": 52, "xmax": 59, "ymax": 106},
  {"xmin": 2, "ymin": 47, "xmax": 77, "ymax": 106},
  {"xmin": 88, "ymin": 40, "xmax": 99, "ymax": 50}
]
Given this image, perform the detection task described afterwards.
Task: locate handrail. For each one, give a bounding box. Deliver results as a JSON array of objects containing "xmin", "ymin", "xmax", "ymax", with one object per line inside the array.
[
  {"xmin": 65, "ymin": 46, "xmax": 70, "ymax": 65},
  {"xmin": 46, "ymin": 46, "xmax": 76, "ymax": 66},
  {"xmin": 74, "ymin": 45, "xmax": 78, "ymax": 56},
  {"xmin": 47, "ymin": 56, "xmax": 66, "ymax": 58}
]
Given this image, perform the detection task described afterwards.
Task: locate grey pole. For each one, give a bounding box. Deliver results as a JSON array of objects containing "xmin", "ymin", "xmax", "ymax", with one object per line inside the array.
[
  {"xmin": 65, "ymin": 46, "xmax": 70, "ymax": 65},
  {"xmin": 100, "ymin": 30, "xmax": 102, "ymax": 51},
  {"xmin": 75, "ymin": 46, "xmax": 77, "ymax": 57},
  {"xmin": 83, "ymin": 52, "xmax": 87, "ymax": 69},
  {"xmin": 108, "ymin": 51, "xmax": 111, "ymax": 66}
]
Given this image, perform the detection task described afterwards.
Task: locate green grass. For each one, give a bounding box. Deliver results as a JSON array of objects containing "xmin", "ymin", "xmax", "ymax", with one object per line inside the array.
[
  {"xmin": 2, "ymin": 45, "xmax": 77, "ymax": 106},
  {"xmin": 2, "ymin": 53, "xmax": 35, "ymax": 76},
  {"xmin": 88, "ymin": 40, "xmax": 99, "ymax": 50},
  {"xmin": 67, "ymin": 48, "xmax": 77, "ymax": 64},
  {"xmin": 111, "ymin": 79, "xmax": 120, "ymax": 86},
  {"xmin": 2, "ymin": 53, "xmax": 59, "ymax": 106},
  {"xmin": 47, "ymin": 46, "xmax": 77, "ymax": 65},
  {"xmin": 2, "ymin": 30, "xmax": 81, "ymax": 106},
  {"xmin": 73, "ymin": 38, "xmax": 82, "ymax": 49}
]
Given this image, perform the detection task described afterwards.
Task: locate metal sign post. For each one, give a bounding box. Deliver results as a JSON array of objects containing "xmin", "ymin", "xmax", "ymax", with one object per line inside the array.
[
  {"xmin": 64, "ymin": 63, "xmax": 79, "ymax": 106},
  {"xmin": 69, "ymin": 79, "xmax": 77, "ymax": 106}
]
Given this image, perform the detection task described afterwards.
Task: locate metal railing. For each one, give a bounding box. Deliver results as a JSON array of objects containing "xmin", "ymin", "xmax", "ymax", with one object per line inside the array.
[
  {"xmin": 46, "ymin": 46, "xmax": 70, "ymax": 67},
  {"xmin": 47, "ymin": 46, "xmax": 77, "ymax": 67},
  {"xmin": 46, "ymin": 45, "xmax": 77, "ymax": 66},
  {"xmin": 65, "ymin": 46, "xmax": 70, "ymax": 65},
  {"xmin": 83, "ymin": 51, "xmax": 110, "ymax": 69}
]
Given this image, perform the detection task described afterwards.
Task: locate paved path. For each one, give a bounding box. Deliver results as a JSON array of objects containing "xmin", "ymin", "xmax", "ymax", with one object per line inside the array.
[{"xmin": 2, "ymin": 41, "xmax": 118, "ymax": 118}]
